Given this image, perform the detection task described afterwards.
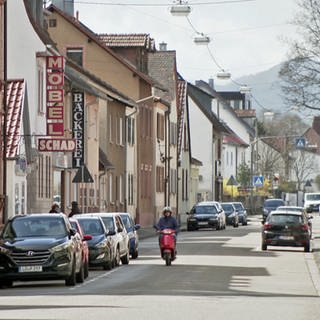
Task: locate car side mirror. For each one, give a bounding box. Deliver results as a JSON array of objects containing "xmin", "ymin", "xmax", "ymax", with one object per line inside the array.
[
  {"xmin": 107, "ymin": 230, "xmax": 116, "ymax": 236},
  {"xmin": 83, "ymin": 234, "xmax": 92, "ymax": 241},
  {"xmin": 117, "ymin": 227, "xmax": 123, "ymax": 232},
  {"xmin": 134, "ymin": 224, "xmax": 141, "ymax": 230},
  {"xmin": 69, "ymin": 228, "xmax": 77, "ymax": 236}
]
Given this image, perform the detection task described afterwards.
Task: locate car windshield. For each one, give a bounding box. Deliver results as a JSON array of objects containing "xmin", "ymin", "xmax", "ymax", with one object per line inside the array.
[
  {"xmin": 77, "ymin": 219, "xmax": 104, "ymax": 235},
  {"xmin": 264, "ymin": 200, "xmax": 284, "ymax": 208},
  {"xmin": 194, "ymin": 206, "xmax": 218, "ymax": 214},
  {"xmin": 3, "ymin": 216, "xmax": 67, "ymax": 238},
  {"xmin": 120, "ymin": 215, "xmax": 132, "ymax": 231},
  {"xmin": 269, "ymin": 214, "xmax": 302, "ymax": 225},
  {"xmin": 277, "ymin": 206, "xmax": 303, "ymax": 212},
  {"xmin": 306, "ymin": 194, "xmax": 320, "ymax": 201},
  {"xmin": 233, "ymin": 203, "xmax": 244, "ymax": 210},
  {"xmin": 100, "ymin": 217, "xmax": 115, "ymax": 233},
  {"xmin": 221, "ymin": 204, "xmax": 234, "ymax": 212}
]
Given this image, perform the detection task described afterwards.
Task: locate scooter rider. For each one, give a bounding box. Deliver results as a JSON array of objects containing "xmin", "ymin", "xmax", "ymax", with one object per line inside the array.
[{"xmin": 156, "ymin": 206, "xmax": 179, "ymax": 232}]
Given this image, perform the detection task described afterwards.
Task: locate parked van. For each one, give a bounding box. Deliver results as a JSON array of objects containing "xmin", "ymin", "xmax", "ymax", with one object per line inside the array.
[{"xmin": 304, "ymin": 192, "xmax": 320, "ymax": 212}]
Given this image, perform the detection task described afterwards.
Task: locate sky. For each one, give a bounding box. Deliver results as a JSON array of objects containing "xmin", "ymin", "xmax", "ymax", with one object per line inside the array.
[{"xmin": 73, "ymin": 0, "xmax": 300, "ymax": 87}]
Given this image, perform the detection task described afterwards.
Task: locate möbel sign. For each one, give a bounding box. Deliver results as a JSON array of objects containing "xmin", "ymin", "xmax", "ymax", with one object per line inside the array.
[{"xmin": 46, "ymin": 56, "xmax": 64, "ymax": 136}]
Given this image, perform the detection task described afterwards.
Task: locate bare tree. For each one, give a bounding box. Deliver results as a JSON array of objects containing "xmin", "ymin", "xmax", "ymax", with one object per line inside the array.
[
  {"xmin": 291, "ymin": 149, "xmax": 316, "ymax": 190},
  {"xmin": 280, "ymin": 0, "xmax": 320, "ymax": 112}
]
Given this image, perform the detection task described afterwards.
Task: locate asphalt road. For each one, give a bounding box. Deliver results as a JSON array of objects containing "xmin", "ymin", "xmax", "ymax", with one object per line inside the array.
[{"xmin": 0, "ymin": 216, "xmax": 320, "ymax": 320}]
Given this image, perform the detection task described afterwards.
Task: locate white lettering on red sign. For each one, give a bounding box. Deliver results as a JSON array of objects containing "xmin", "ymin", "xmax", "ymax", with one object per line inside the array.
[
  {"xmin": 46, "ymin": 56, "xmax": 65, "ymax": 136},
  {"xmin": 38, "ymin": 139, "xmax": 76, "ymax": 152}
]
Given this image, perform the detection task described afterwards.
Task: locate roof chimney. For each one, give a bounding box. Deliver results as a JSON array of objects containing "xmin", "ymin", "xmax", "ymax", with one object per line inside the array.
[
  {"xmin": 312, "ymin": 116, "xmax": 320, "ymax": 135},
  {"xmin": 159, "ymin": 42, "xmax": 167, "ymax": 51},
  {"xmin": 51, "ymin": 0, "xmax": 74, "ymax": 17},
  {"xmin": 208, "ymin": 78, "xmax": 214, "ymax": 89}
]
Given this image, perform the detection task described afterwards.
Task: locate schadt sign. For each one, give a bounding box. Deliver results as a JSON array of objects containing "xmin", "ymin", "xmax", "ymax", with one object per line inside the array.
[{"xmin": 38, "ymin": 139, "xmax": 76, "ymax": 152}]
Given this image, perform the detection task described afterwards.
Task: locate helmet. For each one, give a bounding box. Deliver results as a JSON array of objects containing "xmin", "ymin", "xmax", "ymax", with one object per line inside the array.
[{"xmin": 162, "ymin": 206, "xmax": 172, "ymax": 215}]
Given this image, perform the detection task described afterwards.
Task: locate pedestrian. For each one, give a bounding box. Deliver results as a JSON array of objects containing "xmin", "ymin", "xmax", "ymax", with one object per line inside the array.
[
  {"xmin": 69, "ymin": 201, "xmax": 81, "ymax": 217},
  {"xmin": 49, "ymin": 203, "xmax": 60, "ymax": 213}
]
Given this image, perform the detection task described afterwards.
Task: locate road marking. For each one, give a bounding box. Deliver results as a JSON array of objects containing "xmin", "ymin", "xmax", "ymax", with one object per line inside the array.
[{"xmin": 69, "ymin": 267, "xmax": 121, "ymax": 290}]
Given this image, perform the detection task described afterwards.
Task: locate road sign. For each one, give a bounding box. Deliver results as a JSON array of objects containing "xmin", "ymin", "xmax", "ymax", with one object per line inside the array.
[
  {"xmin": 72, "ymin": 165, "xmax": 94, "ymax": 183},
  {"xmin": 227, "ymin": 175, "xmax": 238, "ymax": 186},
  {"xmin": 253, "ymin": 175, "xmax": 264, "ymax": 187},
  {"xmin": 295, "ymin": 137, "xmax": 306, "ymax": 148}
]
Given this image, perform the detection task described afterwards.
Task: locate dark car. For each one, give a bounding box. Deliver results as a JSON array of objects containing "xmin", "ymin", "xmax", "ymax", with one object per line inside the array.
[
  {"xmin": 261, "ymin": 211, "xmax": 311, "ymax": 252},
  {"xmin": 69, "ymin": 218, "xmax": 92, "ymax": 279},
  {"xmin": 221, "ymin": 202, "xmax": 239, "ymax": 227},
  {"xmin": 232, "ymin": 202, "xmax": 248, "ymax": 225},
  {"xmin": 73, "ymin": 216, "xmax": 113, "ymax": 270},
  {"xmin": 262, "ymin": 198, "xmax": 285, "ymax": 222},
  {"xmin": 187, "ymin": 201, "xmax": 226, "ymax": 231},
  {"xmin": 0, "ymin": 213, "xmax": 83, "ymax": 288},
  {"xmin": 119, "ymin": 213, "xmax": 140, "ymax": 259}
]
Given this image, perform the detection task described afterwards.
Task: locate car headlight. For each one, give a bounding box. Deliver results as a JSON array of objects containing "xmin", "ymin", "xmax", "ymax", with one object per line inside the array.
[
  {"xmin": 50, "ymin": 242, "xmax": 71, "ymax": 253},
  {"xmin": 0, "ymin": 246, "xmax": 9, "ymax": 254},
  {"xmin": 188, "ymin": 218, "xmax": 196, "ymax": 221},
  {"xmin": 96, "ymin": 240, "xmax": 108, "ymax": 248},
  {"xmin": 263, "ymin": 209, "xmax": 268, "ymax": 214},
  {"xmin": 229, "ymin": 213, "xmax": 236, "ymax": 218}
]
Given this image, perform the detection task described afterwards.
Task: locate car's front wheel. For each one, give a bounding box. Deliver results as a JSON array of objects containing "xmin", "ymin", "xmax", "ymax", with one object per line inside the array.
[
  {"xmin": 304, "ymin": 242, "xmax": 311, "ymax": 252},
  {"xmin": 261, "ymin": 243, "xmax": 267, "ymax": 251},
  {"xmin": 65, "ymin": 260, "xmax": 76, "ymax": 286},
  {"xmin": 121, "ymin": 248, "xmax": 130, "ymax": 265}
]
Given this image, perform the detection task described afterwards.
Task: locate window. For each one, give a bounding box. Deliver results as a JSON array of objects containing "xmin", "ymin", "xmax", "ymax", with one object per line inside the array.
[
  {"xmin": 157, "ymin": 113, "xmax": 164, "ymax": 140},
  {"xmin": 119, "ymin": 174, "xmax": 123, "ymax": 203},
  {"xmin": 233, "ymin": 100, "xmax": 240, "ymax": 110},
  {"xmin": 156, "ymin": 166, "xmax": 164, "ymax": 192},
  {"xmin": 109, "ymin": 114, "xmax": 113, "ymax": 143},
  {"xmin": 66, "ymin": 48, "xmax": 83, "ymax": 66},
  {"xmin": 127, "ymin": 117, "xmax": 135, "ymax": 145},
  {"xmin": 128, "ymin": 173, "xmax": 134, "ymax": 205},
  {"xmin": 109, "ymin": 174, "xmax": 113, "ymax": 203},
  {"xmin": 170, "ymin": 122, "xmax": 177, "ymax": 145}
]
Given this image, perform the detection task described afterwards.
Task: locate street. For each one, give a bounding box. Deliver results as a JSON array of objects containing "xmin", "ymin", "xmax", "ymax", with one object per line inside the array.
[{"xmin": 0, "ymin": 216, "xmax": 320, "ymax": 319}]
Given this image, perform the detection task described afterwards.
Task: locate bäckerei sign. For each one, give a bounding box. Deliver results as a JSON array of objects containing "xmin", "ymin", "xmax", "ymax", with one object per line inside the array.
[{"xmin": 72, "ymin": 92, "xmax": 84, "ymax": 168}]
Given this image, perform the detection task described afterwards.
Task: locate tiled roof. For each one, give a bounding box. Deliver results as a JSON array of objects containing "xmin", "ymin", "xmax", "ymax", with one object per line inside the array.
[
  {"xmin": 234, "ymin": 109, "xmax": 256, "ymax": 118},
  {"xmin": 223, "ymin": 132, "xmax": 248, "ymax": 147},
  {"xmin": 177, "ymin": 80, "xmax": 187, "ymax": 160},
  {"xmin": 98, "ymin": 33, "xmax": 155, "ymax": 50},
  {"xmin": 2, "ymin": 80, "xmax": 25, "ymax": 158}
]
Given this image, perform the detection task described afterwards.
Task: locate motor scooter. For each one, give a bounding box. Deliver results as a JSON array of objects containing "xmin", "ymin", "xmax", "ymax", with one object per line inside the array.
[{"xmin": 155, "ymin": 227, "xmax": 177, "ymax": 266}]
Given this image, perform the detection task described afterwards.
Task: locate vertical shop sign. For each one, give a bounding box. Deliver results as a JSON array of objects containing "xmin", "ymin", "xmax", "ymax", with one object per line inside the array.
[
  {"xmin": 72, "ymin": 92, "xmax": 84, "ymax": 168},
  {"xmin": 46, "ymin": 56, "xmax": 64, "ymax": 136}
]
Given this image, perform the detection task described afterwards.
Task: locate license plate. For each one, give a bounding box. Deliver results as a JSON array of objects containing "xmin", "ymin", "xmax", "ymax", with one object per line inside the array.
[
  {"xmin": 19, "ymin": 265, "xmax": 43, "ymax": 273},
  {"xmin": 279, "ymin": 236, "xmax": 294, "ymax": 240},
  {"xmin": 198, "ymin": 222, "xmax": 208, "ymax": 225}
]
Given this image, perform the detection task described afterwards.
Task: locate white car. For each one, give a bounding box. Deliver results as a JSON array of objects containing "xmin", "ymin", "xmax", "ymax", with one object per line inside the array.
[{"xmin": 89, "ymin": 213, "xmax": 130, "ymax": 266}]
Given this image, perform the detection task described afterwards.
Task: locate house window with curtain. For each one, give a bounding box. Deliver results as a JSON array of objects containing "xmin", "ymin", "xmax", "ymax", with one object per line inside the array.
[{"xmin": 66, "ymin": 48, "xmax": 83, "ymax": 66}]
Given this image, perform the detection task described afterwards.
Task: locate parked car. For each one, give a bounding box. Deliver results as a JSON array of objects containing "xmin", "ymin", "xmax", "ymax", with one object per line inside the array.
[
  {"xmin": 276, "ymin": 206, "xmax": 313, "ymax": 238},
  {"xmin": 72, "ymin": 215, "xmax": 114, "ymax": 270},
  {"xmin": 187, "ymin": 201, "xmax": 226, "ymax": 231},
  {"xmin": 69, "ymin": 218, "xmax": 92, "ymax": 278},
  {"xmin": 232, "ymin": 202, "xmax": 248, "ymax": 225},
  {"xmin": 261, "ymin": 210, "xmax": 311, "ymax": 252},
  {"xmin": 0, "ymin": 213, "xmax": 83, "ymax": 287},
  {"xmin": 119, "ymin": 213, "xmax": 140, "ymax": 259},
  {"xmin": 262, "ymin": 198, "xmax": 285, "ymax": 222},
  {"xmin": 221, "ymin": 202, "xmax": 239, "ymax": 227},
  {"xmin": 89, "ymin": 213, "xmax": 130, "ymax": 266}
]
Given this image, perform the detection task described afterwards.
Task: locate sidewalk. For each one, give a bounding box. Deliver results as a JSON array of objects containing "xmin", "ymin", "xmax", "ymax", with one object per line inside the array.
[{"xmin": 311, "ymin": 213, "xmax": 320, "ymax": 272}]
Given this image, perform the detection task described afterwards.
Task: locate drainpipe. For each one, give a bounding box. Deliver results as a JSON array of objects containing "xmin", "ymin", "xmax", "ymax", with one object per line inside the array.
[
  {"xmin": 124, "ymin": 105, "xmax": 138, "ymax": 213},
  {"xmin": 2, "ymin": 1, "xmax": 7, "ymax": 224}
]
